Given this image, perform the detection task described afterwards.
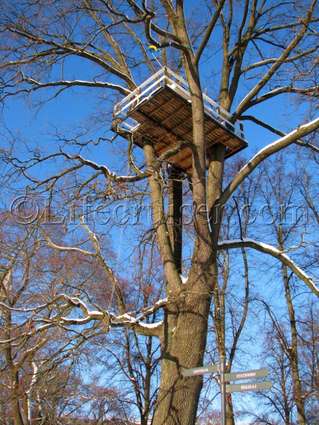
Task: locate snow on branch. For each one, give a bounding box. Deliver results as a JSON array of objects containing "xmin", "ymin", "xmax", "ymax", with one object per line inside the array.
[
  {"xmin": 58, "ymin": 294, "xmax": 164, "ymax": 336},
  {"xmin": 218, "ymin": 238, "xmax": 319, "ymax": 297},
  {"xmin": 44, "ymin": 234, "xmax": 95, "ymax": 256},
  {"xmin": 21, "ymin": 75, "xmax": 131, "ymax": 95},
  {"xmin": 56, "ymin": 294, "xmax": 165, "ymax": 336},
  {"xmin": 241, "ymin": 46, "xmax": 318, "ymax": 73},
  {"xmin": 219, "ymin": 117, "xmax": 319, "ymax": 206},
  {"xmin": 0, "ymin": 294, "xmax": 165, "ymax": 339}
]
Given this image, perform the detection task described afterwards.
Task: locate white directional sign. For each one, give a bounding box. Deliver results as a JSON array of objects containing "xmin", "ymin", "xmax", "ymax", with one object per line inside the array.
[
  {"xmin": 182, "ymin": 360, "xmax": 271, "ymax": 425},
  {"xmin": 182, "ymin": 364, "xmax": 219, "ymax": 377},
  {"xmin": 225, "ymin": 368, "xmax": 268, "ymax": 381},
  {"xmin": 226, "ymin": 381, "xmax": 272, "ymax": 393}
]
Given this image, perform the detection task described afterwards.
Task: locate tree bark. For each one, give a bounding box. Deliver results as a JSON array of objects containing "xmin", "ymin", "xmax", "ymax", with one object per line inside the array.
[
  {"xmin": 282, "ymin": 264, "xmax": 306, "ymax": 424},
  {"xmin": 226, "ymin": 395, "xmax": 235, "ymax": 425},
  {"xmin": 278, "ymin": 229, "xmax": 306, "ymax": 425},
  {"xmin": 152, "ymin": 282, "xmax": 212, "ymax": 425},
  {"xmin": 167, "ymin": 166, "xmax": 183, "ymax": 274},
  {"xmin": 146, "ymin": 22, "xmax": 220, "ymax": 419},
  {"xmin": 3, "ymin": 310, "xmax": 25, "ymax": 425}
]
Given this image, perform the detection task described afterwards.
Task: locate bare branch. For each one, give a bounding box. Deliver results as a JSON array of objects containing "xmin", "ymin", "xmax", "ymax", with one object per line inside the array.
[
  {"xmin": 60, "ymin": 151, "xmax": 150, "ymax": 183},
  {"xmin": 194, "ymin": 0, "xmax": 227, "ymax": 66},
  {"xmin": 242, "ymin": 46, "xmax": 319, "ymax": 73},
  {"xmin": 5, "ymin": 26, "xmax": 135, "ymax": 87},
  {"xmin": 235, "ymin": 1, "xmax": 317, "ymax": 115},
  {"xmin": 44, "ymin": 234, "xmax": 95, "ymax": 257}
]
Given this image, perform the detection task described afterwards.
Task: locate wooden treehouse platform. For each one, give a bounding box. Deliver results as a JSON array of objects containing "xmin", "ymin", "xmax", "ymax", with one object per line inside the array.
[{"xmin": 112, "ymin": 67, "xmax": 247, "ymax": 173}]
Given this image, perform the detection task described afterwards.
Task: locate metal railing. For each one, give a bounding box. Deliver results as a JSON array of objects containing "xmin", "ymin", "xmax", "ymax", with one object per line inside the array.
[{"xmin": 113, "ymin": 67, "xmax": 245, "ymax": 140}]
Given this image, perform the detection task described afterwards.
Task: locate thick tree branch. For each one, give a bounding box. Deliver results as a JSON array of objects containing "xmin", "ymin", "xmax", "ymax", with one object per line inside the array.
[
  {"xmin": 61, "ymin": 152, "xmax": 149, "ymax": 183},
  {"xmin": 240, "ymin": 114, "xmax": 319, "ymax": 153},
  {"xmin": 218, "ymin": 239, "xmax": 319, "ymax": 296},
  {"xmin": 219, "ymin": 117, "xmax": 319, "ymax": 205},
  {"xmin": 247, "ymin": 85, "xmax": 318, "ymax": 108},
  {"xmin": 242, "ymin": 46, "xmax": 318, "ymax": 73},
  {"xmin": 0, "ymin": 294, "xmax": 166, "ymax": 338}
]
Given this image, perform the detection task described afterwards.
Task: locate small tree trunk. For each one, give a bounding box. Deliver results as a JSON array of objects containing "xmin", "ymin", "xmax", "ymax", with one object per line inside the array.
[
  {"xmin": 11, "ymin": 373, "xmax": 25, "ymax": 425},
  {"xmin": 291, "ymin": 364, "xmax": 306, "ymax": 425},
  {"xmin": 225, "ymin": 395, "xmax": 235, "ymax": 425},
  {"xmin": 279, "ymin": 231, "xmax": 306, "ymax": 425},
  {"xmin": 3, "ymin": 308, "xmax": 25, "ymax": 425}
]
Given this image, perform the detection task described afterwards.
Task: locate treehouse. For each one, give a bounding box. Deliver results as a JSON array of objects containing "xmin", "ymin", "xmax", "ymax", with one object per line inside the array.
[{"xmin": 112, "ymin": 67, "xmax": 247, "ymax": 173}]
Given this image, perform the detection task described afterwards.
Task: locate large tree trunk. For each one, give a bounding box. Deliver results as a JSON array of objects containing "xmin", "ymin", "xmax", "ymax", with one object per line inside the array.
[
  {"xmin": 144, "ymin": 137, "xmax": 214, "ymax": 424},
  {"xmin": 145, "ymin": 27, "xmax": 222, "ymax": 421},
  {"xmin": 152, "ymin": 284, "xmax": 212, "ymax": 425}
]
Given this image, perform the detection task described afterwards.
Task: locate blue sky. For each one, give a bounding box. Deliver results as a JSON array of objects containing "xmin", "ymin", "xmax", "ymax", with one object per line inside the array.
[{"xmin": 0, "ymin": 3, "xmax": 317, "ymax": 421}]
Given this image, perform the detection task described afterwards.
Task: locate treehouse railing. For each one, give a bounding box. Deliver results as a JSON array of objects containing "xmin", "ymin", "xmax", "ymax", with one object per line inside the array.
[{"xmin": 113, "ymin": 67, "xmax": 246, "ymax": 141}]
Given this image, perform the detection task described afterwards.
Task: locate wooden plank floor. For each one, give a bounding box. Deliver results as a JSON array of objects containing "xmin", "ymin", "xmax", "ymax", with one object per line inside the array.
[{"xmin": 117, "ymin": 86, "xmax": 247, "ymax": 172}]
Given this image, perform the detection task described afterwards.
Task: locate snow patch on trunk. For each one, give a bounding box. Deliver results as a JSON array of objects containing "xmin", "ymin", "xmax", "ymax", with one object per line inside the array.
[{"xmin": 180, "ymin": 274, "xmax": 188, "ymax": 284}]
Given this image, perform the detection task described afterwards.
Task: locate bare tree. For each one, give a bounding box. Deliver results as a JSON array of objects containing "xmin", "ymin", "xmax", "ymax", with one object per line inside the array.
[{"xmin": 0, "ymin": 1, "xmax": 319, "ymax": 424}]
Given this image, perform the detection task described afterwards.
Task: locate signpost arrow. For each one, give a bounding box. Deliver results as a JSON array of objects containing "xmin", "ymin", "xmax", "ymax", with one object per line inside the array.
[
  {"xmin": 181, "ymin": 362, "xmax": 271, "ymax": 425},
  {"xmin": 224, "ymin": 368, "xmax": 268, "ymax": 381},
  {"xmin": 226, "ymin": 381, "xmax": 272, "ymax": 393},
  {"xmin": 182, "ymin": 364, "xmax": 219, "ymax": 377}
]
